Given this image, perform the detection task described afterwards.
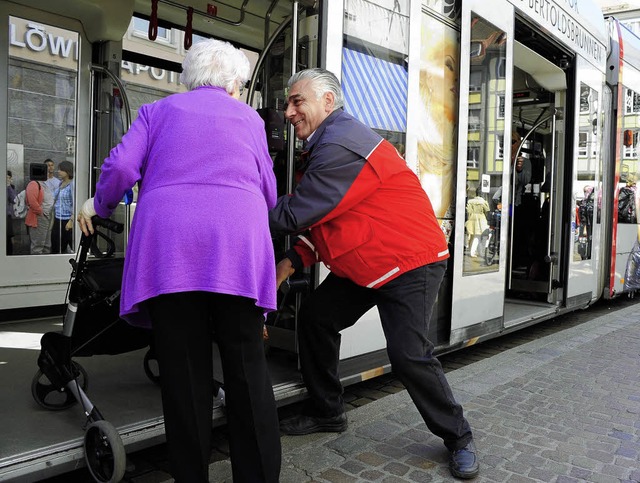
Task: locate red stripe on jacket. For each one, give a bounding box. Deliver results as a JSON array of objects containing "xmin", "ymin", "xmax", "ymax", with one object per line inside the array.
[{"xmin": 294, "ymin": 139, "xmax": 449, "ymax": 288}]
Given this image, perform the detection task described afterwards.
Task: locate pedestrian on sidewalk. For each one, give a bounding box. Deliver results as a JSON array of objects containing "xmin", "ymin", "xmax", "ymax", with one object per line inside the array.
[
  {"xmin": 78, "ymin": 39, "xmax": 281, "ymax": 483},
  {"xmin": 270, "ymin": 68, "xmax": 479, "ymax": 479}
]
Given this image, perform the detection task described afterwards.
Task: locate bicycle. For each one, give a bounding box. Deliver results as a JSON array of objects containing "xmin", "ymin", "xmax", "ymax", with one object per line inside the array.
[{"xmin": 484, "ymin": 209, "xmax": 501, "ymax": 266}]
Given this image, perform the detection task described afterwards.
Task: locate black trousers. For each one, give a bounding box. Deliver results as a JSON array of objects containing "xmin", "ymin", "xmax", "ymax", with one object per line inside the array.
[
  {"xmin": 298, "ymin": 261, "xmax": 473, "ymax": 451},
  {"xmin": 6, "ymin": 215, "xmax": 13, "ymax": 255},
  {"xmin": 147, "ymin": 292, "xmax": 281, "ymax": 483},
  {"xmin": 51, "ymin": 218, "xmax": 73, "ymax": 254}
]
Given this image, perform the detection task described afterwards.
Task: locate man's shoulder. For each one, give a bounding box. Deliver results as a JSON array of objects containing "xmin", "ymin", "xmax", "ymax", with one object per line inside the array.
[
  {"xmin": 323, "ymin": 111, "xmax": 374, "ymax": 137},
  {"xmin": 317, "ymin": 111, "xmax": 382, "ymax": 157}
]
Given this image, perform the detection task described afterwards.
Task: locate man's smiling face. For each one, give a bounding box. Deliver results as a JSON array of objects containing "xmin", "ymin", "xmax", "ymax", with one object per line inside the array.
[{"xmin": 285, "ymin": 78, "xmax": 334, "ymax": 141}]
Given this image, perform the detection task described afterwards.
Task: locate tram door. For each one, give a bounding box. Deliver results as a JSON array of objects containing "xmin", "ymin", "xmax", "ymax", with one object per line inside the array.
[
  {"xmin": 506, "ymin": 24, "xmax": 569, "ymax": 305},
  {"xmin": 1, "ymin": 4, "xmax": 92, "ymax": 309},
  {"xmin": 565, "ymin": 56, "xmax": 604, "ymax": 303},
  {"xmin": 249, "ymin": 5, "xmax": 319, "ymax": 353},
  {"xmin": 451, "ymin": 0, "xmax": 514, "ymax": 341}
]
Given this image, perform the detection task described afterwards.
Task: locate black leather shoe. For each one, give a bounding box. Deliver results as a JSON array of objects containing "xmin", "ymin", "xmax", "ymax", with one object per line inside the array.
[
  {"xmin": 280, "ymin": 413, "xmax": 348, "ymax": 435},
  {"xmin": 449, "ymin": 440, "xmax": 479, "ymax": 479}
]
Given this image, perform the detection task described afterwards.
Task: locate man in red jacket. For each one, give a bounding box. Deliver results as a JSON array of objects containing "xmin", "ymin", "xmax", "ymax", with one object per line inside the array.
[{"xmin": 269, "ymin": 68, "xmax": 479, "ymax": 479}]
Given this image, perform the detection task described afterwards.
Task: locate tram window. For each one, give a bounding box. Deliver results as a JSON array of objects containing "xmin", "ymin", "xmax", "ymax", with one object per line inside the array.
[
  {"xmin": 574, "ymin": 84, "xmax": 599, "ymax": 261},
  {"xmin": 462, "ymin": 16, "xmax": 506, "ymax": 275},
  {"xmin": 341, "ymin": 0, "xmax": 409, "ymax": 138},
  {"xmin": 341, "ymin": 0, "xmax": 409, "ymax": 198},
  {"xmin": 6, "ymin": 17, "xmax": 79, "ymax": 256},
  {"xmin": 131, "ymin": 17, "xmax": 172, "ymax": 44},
  {"xmin": 617, "ymin": 88, "xmax": 640, "ymax": 226}
]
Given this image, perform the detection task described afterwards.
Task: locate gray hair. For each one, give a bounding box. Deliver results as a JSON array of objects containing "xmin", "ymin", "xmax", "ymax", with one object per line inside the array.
[
  {"xmin": 179, "ymin": 39, "xmax": 250, "ymax": 93},
  {"xmin": 288, "ymin": 68, "xmax": 344, "ymax": 109}
]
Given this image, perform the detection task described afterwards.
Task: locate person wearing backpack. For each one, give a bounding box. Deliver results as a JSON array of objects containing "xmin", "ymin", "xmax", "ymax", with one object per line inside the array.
[
  {"xmin": 578, "ymin": 185, "xmax": 595, "ymax": 259},
  {"xmin": 6, "ymin": 171, "xmax": 16, "ymax": 255},
  {"xmin": 618, "ymin": 183, "xmax": 637, "ymax": 224},
  {"xmin": 25, "ymin": 166, "xmax": 54, "ymax": 255}
]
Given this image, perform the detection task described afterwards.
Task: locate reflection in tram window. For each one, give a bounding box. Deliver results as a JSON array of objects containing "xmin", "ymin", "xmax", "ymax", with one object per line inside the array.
[
  {"xmin": 342, "ymin": 0, "xmax": 409, "ymax": 158},
  {"xmin": 6, "ymin": 17, "xmax": 78, "ymax": 256},
  {"xmin": 462, "ymin": 16, "xmax": 506, "ymax": 275},
  {"xmin": 619, "ymin": 86, "xmax": 640, "ymax": 290},
  {"xmin": 574, "ymin": 84, "xmax": 599, "ymax": 261},
  {"xmin": 619, "ymin": 90, "xmax": 640, "ymax": 227}
]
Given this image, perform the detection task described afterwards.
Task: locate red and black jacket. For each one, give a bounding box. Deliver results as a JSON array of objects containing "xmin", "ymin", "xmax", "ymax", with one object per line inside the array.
[{"xmin": 269, "ymin": 110, "xmax": 448, "ymax": 288}]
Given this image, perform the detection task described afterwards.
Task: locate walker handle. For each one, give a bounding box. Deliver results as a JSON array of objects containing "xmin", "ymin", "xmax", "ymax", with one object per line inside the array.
[{"xmin": 91, "ymin": 216, "xmax": 124, "ymax": 234}]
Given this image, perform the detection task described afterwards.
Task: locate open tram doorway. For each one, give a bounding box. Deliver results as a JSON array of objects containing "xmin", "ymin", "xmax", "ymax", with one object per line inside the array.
[
  {"xmin": 451, "ymin": 1, "xmax": 582, "ymax": 340},
  {"xmin": 504, "ymin": 20, "xmax": 572, "ymax": 312},
  {"xmin": 247, "ymin": 5, "xmax": 320, "ymax": 355}
]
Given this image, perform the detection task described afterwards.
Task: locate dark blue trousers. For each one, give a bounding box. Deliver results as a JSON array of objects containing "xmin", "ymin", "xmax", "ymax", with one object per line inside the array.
[
  {"xmin": 148, "ymin": 292, "xmax": 281, "ymax": 482},
  {"xmin": 298, "ymin": 261, "xmax": 473, "ymax": 451}
]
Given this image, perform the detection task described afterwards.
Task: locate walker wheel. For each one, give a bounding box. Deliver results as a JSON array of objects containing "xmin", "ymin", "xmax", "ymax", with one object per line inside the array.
[
  {"xmin": 143, "ymin": 348, "xmax": 160, "ymax": 385},
  {"xmin": 31, "ymin": 361, "xmax": 88, "ymax": 411},
  {"xmin": 84, "ymin": 420, "xmax": 126, "ymax": 483}
]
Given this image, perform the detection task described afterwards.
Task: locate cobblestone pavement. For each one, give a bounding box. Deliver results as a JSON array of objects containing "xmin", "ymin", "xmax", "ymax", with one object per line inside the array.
[
  {"xmin": 43, "ymin": 298, "xmax": 640, "ymax": 482},
  {"xmin": 196, "ymin": 302, "xmax": 640, "ymax": 483}
]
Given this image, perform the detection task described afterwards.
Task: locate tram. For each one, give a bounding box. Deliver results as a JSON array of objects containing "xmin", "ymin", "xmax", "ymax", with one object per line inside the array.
[{"xmin": 1, "ymin": 0, "xmax": 638, "ymax": 480}]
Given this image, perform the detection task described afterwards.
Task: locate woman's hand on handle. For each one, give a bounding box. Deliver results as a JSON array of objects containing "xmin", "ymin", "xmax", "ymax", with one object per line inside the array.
[
  {"xmin": 276, "ymin": 258, "xmax": 295, "ymax": 289},
  {"xmin": 77, "ymin": 198, "xmax": 97, "ymax": 236}
]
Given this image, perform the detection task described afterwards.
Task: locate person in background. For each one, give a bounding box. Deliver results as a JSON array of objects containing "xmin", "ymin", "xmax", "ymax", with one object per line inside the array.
[
  {"xmin": 77, "ymin": 39, "xmax": 281, "ymax": 483},
  {"xmin": 25, "ymin": 166, "xmax": 54, "ymax": 255},
  {"xmin": 44, "ymin": 158, "xmax": 61, "ymax": 193},
  {"xmin": 6, "ymin": 171, "xmax": 16, "ymax": 255},
  {"xmin": 510, "ymin": 132, "xmax": 532, "ymax": 208},
  {"xmin": 270, "ymin": 68, "xmax": 479, "ymax": 480},
  {"xmin": 579, "ymin": 185, "xmax": 595, "ymax": 259},
  {"xmin": 465, "ymin": 186, "xmax": 490, "ymax": 258},
  {"xmin": 510, "ymin": 131, "xmax": 532, "ymax": 268},
  {"xmin": 43, "ymin": 159, "xmax": 60, "ymax": 253},
  {"xmin": 51, "ymin": 161, "xmax": 74, "ymax": 254}
]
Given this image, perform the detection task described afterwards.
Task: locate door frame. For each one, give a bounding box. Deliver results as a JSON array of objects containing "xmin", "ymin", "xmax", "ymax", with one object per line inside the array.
[{"xmin": 450, "ymin": 0, "xmax": 514, "ymax": 342}]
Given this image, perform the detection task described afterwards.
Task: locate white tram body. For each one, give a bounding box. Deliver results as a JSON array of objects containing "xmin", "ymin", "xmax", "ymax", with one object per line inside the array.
[{"xmin": 1, "ymin": 0, "xmax": 639, "ymax": 480}]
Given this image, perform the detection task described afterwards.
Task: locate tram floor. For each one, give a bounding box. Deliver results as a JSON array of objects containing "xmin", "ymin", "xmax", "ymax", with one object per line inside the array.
[{"xmin": 38, "ymin": 294, "xmax": 640, "ymax": 482}]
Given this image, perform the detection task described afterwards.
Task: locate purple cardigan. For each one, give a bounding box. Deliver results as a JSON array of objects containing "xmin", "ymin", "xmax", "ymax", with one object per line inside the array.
[{"xmin": 94, "ymin": 86, "xmax": 277, "ymax": 327}]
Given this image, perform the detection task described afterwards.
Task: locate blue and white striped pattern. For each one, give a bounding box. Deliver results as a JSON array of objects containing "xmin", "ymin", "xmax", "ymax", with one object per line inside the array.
[{"xmin": 342, "ymin": 47, "xmax": 408, "ymax": 133}]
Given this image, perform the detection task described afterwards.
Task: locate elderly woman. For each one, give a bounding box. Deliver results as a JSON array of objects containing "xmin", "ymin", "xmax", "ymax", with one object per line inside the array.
[{"xmin": 78, "ymin": 39, "xmax": 280, "ymax": 483}]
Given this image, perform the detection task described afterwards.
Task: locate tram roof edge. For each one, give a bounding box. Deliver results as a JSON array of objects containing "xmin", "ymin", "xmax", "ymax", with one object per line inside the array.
[
  {"xmin": 608, "ymin": 17, "xmax": 640, "ymax": 73},
  {"xmin": 12, "ymin": 0, "xmax": 134, "ymax": 43}
]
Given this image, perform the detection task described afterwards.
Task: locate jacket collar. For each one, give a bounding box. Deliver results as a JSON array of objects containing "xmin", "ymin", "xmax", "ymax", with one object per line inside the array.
[{"xmin": 304, "ymin": 109, "xmax": 343, "ymax": 153}]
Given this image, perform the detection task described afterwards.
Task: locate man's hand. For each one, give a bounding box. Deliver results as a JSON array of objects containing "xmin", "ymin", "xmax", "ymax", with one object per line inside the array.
[
  {"xmin": 515, "ymin": 156, "xmax": 524, "ymax": 172},
  {"xmin": 77, "ymin": 198, "xmax": 97, "ymax": 236},
  {"xmin": 276, "ymin": 258, "xmax": 295, "ymax": 289}
]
